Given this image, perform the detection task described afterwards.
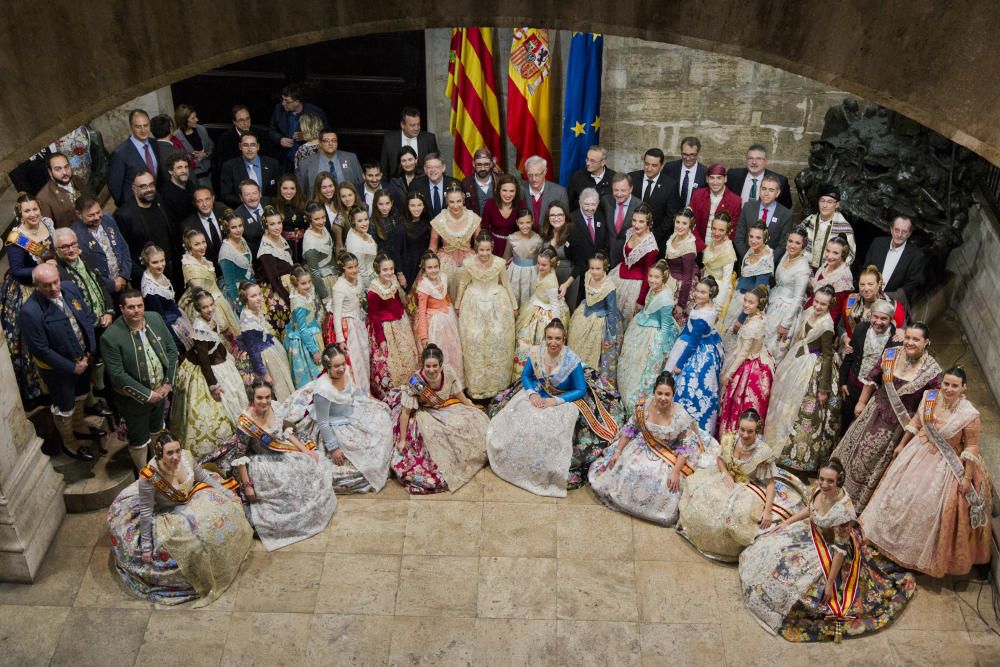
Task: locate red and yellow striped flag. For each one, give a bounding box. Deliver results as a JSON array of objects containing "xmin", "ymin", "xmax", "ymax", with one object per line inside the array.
[
  {"xmin": 446, "ymin": 28, "xmax": 502, "ymax": 179},
  {"xmin": 507, "ymin": 27, "xmax": 553, "ymax": 175}
]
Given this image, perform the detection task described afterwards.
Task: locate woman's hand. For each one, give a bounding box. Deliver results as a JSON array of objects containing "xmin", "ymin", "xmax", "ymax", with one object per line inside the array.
[
  {"xmin": 959, "ymin": 478, "xmax": 972, "ymax": 496},
  {"xmin": 330, "ymin": 448, "xmax": 347, "ymax": 466},
  {"xmin": 141, "ymin": 551, "xmax": 153, "ymax": 564},
  {"xmin": 210, "ymin": 387, "xmax": 223, "ymax": 401},
  {"xmin": 722, "ymin": 473, "xmax": 735, "ymax": 490},
  {"xmin": 818, "ymin": 390, "xmax": 829, "ymax": 405},
  {"xmin": 759, "ymin": 512, "xmax": 773, "ymax": 530},
  {"xmin": 840, "ymin": 384, "xmax": 849, "ymax": 400},
  {"xmin": 607, "ymin": 450, "xmax": 621, "ymax": 469},
  {"xmin": 312, "ymin": 352, "xmax": 323, "ymax": 365},
  {"xmin": 892, "ymin": 443, "xmax": 905, "ymax": 458},
  {"xmin": 667, "ymin": 469, "xmax": 681, "ymax": 493},
  {"xmin": 529, "ymin": 394, "xmax": 546, "ymax": 409},
  {"xmin": 308, "ymin": 449, "xmax": 320, "ymax": 463},
  {"xmin": 821, "ymin": 578, "xmax": 835, "ymax": 607},
  {"xmin": 395, "ymin": 436, "xmax": 407, "ymax": 453},
  {"xmin": 777, "ymin": 325, "xmax": 789, "ymax": 339},
  {"xmin": 264, "ymin": 372, "xmax": 274, "ymax": 384},
  {"xmin": 397, "ymin": 273, "xmax": 408, "ymax": 290},
  {"xmin": 670, "ymin": 367, "xmax": 681, "ymax": 375},
  {"xmin": 243, "ymin": 485, "xmax": 257, "ymax": 503},
  {"xmin": 854, "ymin": 400, "xmax": 866, "ymax": 418}
]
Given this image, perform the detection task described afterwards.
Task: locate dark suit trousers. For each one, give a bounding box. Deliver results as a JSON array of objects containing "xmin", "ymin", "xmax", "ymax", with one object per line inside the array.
[{"xmin": 114, "ymin": 395, "xmax": 166, "ymax": 447}]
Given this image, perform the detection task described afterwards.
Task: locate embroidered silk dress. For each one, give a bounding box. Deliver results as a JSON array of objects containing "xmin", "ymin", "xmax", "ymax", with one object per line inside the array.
[
  {"xmin": 804, "ymin": 262, "xmax": 854, "ymax": 328},
  {"xmin": 328, "ymin": 275, "xmax": 371, "ymax": 394},
  {"xmin": 387, "ymin": 366, "xmax": 489, "ymax": 494},
  {"xmin": 367, "ymin": 277, "xmax": 418, "ymax": 399},
  {"xmin": 430, "ymin": 209, "xmax": 480, "ymax": 302},
  {"xmin": 218, "ymin": 238, "xmax": 255, "ymax": 314},
  {"xmin": 505, "ymin": 232, "xmax": 543, "ymax": 310},
  {"xmin": 413, "ymin": 274, "xmax": 463, "ymax": 384},
  {"xmin": 285, "ymin": 288, "xmax": 324, "ymax": 388},
  {"xmin": 238, "ymin": 307, "xmax": 295, "ymax": 400},
  {"xmin": 302, "ymin": 227, "xmax": 338, "ymax": 303},
  {"xmin": 740, "ymin": 490, "xmax": 915, "ymax": 642},
  {"xmin": 718, "ymin": 313, "xmax": 775, "ymax": 436},
  {"xmin": 256, "ymin": 234, "xmax": 293, "ymax": 335},
  {"xmin": 617, "ymin": 285, "xmax": 678, "ymax": 414},
  {"xmin": 456, "ymin": 256, "xmax": 517, "ymax": 398},
  {"xmin": 609, "ymin": 229, "xmax": 658, "ymax": 326},
  {"xmin": 179, "ymin": 253, "xmax": 241, "ymax": 337},
  {"xmin": 107, "ymin": 450, "xmax": 252, "ymax": 607},
  {"xmin": 568, "ymin": 277, "xmax": 622, "ymax": 389},
  {"xmin": 512, "ymin": 270, "xmax": 570, "ymax": 380},
  {"xmin": 668, "ymin": 307, "xmax": 724, "ymax": 434},
  {"xmin": 861, "ymin": 391, "xmax": 992, "ymax": 577},
  {"xmin": 664, "ymin": 232, "xmax": 699, "ymax": 311},
  {"xmin": 764, "ymin": 254, "xmax": 812, "ymax": 364},
  {"xmin": 345, "ymin": 228, "xmax": 378, "ymax": 290},
  {"xmin": 721, "ymin": 248, "xmax": 774, "ymax": 354},
  {"xmin": 833, "ymin": 350, "xmax": 941, "ymax": 510},
  {"xmin": 141, "ymin": 270, "xmax": 193, "ymax": 352},
  {"xmin": 701, "ymin": 238, "xmax": 736, "ymax": 323}
]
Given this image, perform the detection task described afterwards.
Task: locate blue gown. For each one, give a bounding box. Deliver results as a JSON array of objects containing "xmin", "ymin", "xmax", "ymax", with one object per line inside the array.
[{"xmin": 668, "ymin": 307, "xmax": 724, "ymax": 434}]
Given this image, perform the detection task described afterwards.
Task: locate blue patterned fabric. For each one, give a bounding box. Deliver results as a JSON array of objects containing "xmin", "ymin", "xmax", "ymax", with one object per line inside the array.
[{"xmin": 673, "ymin": 311, "xmax": 723, "ymax": 433}]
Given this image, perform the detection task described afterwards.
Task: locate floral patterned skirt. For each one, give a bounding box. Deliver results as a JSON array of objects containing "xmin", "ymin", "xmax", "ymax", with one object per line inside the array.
[
  {"xmin": 369, "ymin": 318, "xmax": 419, "ymax": 400},
  {"xmin": 718, "ymin": 357, "xmax": 773, "ymax": 437},
  {"xmin": 170, "ymin": 359, "xmax": 246, "ymax": 459},
  {"xmin": 261, "ymin": 284, "xmax": 290, "ymax": 337}
]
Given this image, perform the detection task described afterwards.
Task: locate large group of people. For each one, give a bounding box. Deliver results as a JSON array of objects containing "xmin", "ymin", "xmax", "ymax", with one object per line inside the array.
[{"xmin": 2, "ymin": 86, "xmax": 989, "ymax": 642}]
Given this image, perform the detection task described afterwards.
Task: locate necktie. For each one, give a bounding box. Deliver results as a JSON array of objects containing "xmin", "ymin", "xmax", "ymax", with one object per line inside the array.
[
  {"xmin": 586, "ymin": 215, "xmax": 595, "ymax": 243},
  {"xmin": 615, "ymin": 204, "xmax": 625, "ymax": 234},
  {"xmin": 328, "ymin": 160, "xmax": 337, "ymax": 183},
  {"xmin": 760, "ymin": 206, "xmax": 769, "ymax": 223},
  {"xmin": 643, "ymin": 179, "xmax": 652, "ymax": 202},
  {"xmin": 247, "ymin": 162, "xmax": 259, "ymax": 185},
  {"xmin": 749, "ymin": 178, "xmax": 758, "ymax": 200},
  {"xmin": 143, "ymin": 143, "xmax": 155, "ymax": 174},
  {"xmin": 432, "ymin": 185, "xmax": 441, "ymax": 214},
  {"xmin": 680, "ymin": 171, "xmax": 690, "ymax": 205},
  {"xmin": 205, "ymin": 215, "xmax": 221, "ymax": 249}
]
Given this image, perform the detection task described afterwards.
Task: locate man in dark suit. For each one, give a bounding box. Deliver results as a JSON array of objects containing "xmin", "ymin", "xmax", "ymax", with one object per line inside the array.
[
  {"xmin": 380, "ymin": 106, "xmax": 439, "ymax": 179},
  {"xmin": 726, "ymin": 143, "xmax": 793, "ymax": 210},
  {"xmin": 733, "ymin": 174, "xmax": 793, "ymax": 263},
  {"xmin": 629, "ymin": 148, "xmax": 681, "ymax": 249},
  {"xmin": 520, "ymin": 155, "xmax": 569, "ymax": 231},
  {"xmin": 297, "ymin": 128, "xmax": 363, "ymax": 199},
  {"xmin": 571, "ymin": 186, "xmax": 608, "ymax": 260},
  {"xmin": 461, "ymin": 148, "xmax": 499, "ymax": 217},
  {"xmin": 107, "ymin": 110, "xmax": 167, "ymax": 207},
  {"xmin": 36, "ymin": 152, "xmax": 89, "ymax": 228},
  {"xmin": 160, "ymin": 154, "xmax": 197, "ymax": 224},
  {"xmin": 568, "ymin": 145, "xmax": 616, "ymax": 211},
  {"xmin": 601, "ymin": 172, "xmax": 642, "ymax": 268},
  {"xmin": 839, "ymin": 301, "xmax": 897, "ymax": 434},
  {"xmin": 219, "ymin": 132, "xmax": 280, "ymax": 208},
  {"xmin": 662, "ymin": 136, "xmax": 708, "ymax": 210},
  {"xmin": 269, "ymin": 83, "xmax": 328, "ymax": 168},
  {"xmin": 19, "ymin": 264, "xmax": 98, "ymax": 460},
  {"xmin": 182, "ymin": 187, "xmax": 227, "ymax": 268},
  {"xmin": 361, "ymin": 163, "xmax": 406, "ymax": 215},
  {"xmin": 115, "ymin": 171, "xmax": 182, "ymax": 290},
  {"xmin": 72, "ymin": 196, "xmax": 131, "ymax": 295},
  {"xmin": 214, "ymin": 104, "xmax": 276, "ymax": 190},
  {"xmin": 53, "ymin": 227, "xmax": 115, "ymax": 328},
  {"xmin": 409, "ymin": 153, "xmax": 458, "ymax": 220},
  {"xmin": 233, "ymin": 180, "xmax": 271, "ymax": 256},
  {"xmin": 862, "ymin": 215, "xmax": 927, "ymax": 307}
]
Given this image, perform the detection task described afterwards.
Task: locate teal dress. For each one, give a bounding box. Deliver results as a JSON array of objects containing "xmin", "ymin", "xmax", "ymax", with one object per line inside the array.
[
  {"xmin": 218, "ymin": 239, "xmax": 255, "ymax": 314},
  {"xmin": 617, "ymin": 286, "xmax": 679, "ymax": 414},
  {"xmin": 285, "ymin": 290, "xmax": 324, "ymax": 387}
]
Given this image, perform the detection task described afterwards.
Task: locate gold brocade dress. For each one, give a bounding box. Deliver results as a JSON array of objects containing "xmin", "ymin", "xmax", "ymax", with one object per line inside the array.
[{"xmin": 456, "ymin": 256, "xmax": 516, "ymax": 399}]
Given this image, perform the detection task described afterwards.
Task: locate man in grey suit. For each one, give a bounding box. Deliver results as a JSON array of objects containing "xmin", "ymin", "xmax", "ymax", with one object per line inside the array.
[
  {"xmin": 519, "ymin": 155, "xmax": 568, "ymax": 232},
  {"xmin": 733, "ymin": 174, "xmax": 794, "ymax": 264},
  {"xmin": 297, "ymin": 128, "xmax": 363, "ymax": 199},
  {"xmin": 601, "ymin": 172, "xmax": 643, "ymax": 268}
]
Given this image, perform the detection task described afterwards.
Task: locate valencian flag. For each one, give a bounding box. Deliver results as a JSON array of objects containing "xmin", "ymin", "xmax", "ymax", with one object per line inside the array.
[
  {"xmin": 507, "ymin": 27, "xmax": 553, "ymax": 175},
  {"xmin": 559, "ymin": 32, "xmax": 603, "ymax": 186},
  {"xmin": 446, "ymin": 28, "xmax": 503, "ymax": 179}
]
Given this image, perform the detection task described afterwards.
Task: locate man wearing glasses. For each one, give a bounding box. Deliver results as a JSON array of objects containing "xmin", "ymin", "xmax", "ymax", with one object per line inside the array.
[
  {"xmin": 663, "ymin": 136, "xmax": 708, "ymax": 210},
  {"xmin": 726, "ymin": 143, "xmax": 793, "ymax": 210},
  {"xmin": 114, "ymin": 171, "xmax": 182, "ymax": 289}
]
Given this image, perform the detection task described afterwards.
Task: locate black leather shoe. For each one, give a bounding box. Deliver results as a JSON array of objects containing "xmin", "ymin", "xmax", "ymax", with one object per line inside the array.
[
  {"xmin": 61, "ymin": 445, "xmax": 96, "ymax": 462},
  {"xmin": 74, "ymin": 427, "xmax": 108, "ymax": 440},
  {"xmin": 85, "ymin": 403, "xmax": 114, "ymax": 418}
]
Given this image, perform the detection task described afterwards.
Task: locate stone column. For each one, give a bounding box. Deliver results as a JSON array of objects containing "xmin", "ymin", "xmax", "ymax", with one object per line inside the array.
[{"xmin": 0, "ymin": 341, "xmax": 65, "ymax": 583}]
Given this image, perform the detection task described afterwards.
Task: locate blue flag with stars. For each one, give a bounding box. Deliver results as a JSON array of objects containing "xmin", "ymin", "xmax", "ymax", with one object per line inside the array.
[{"xmin": 559, "ymin": 32, "xmax": 603, "ymax": 187}]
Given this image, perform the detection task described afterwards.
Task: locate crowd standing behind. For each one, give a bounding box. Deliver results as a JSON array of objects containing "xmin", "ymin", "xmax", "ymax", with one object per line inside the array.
[{"xmin": 3, "ymin": 87, "xmax": 986, "ymax": 645}]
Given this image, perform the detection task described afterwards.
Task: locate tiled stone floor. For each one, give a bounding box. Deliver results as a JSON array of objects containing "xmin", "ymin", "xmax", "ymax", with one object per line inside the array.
[{"xmin": 1, "ymin": 312, "xmax": 999, "ymax": 666}]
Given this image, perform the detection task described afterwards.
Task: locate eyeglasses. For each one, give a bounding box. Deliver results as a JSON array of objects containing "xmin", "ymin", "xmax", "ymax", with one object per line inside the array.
[
  {"xmin": 57, "ymin": 242, "xmax": 79, "ymax": 250},
  {"xmin": 134, "ymin": 183, "xmax": 155, "ymax": 190}
]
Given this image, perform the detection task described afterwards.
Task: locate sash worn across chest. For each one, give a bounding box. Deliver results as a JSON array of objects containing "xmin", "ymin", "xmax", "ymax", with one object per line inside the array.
[
  {"xmin": 535, "ymin": 363, "xmax": 619, "ymax": 443},
  {"xmin": 237, "ymin": 414, "xmax": 316, "ymax": 452},
  {"xmin": 139, "ymin": 465, "xmax": 239, "ymax": 502},
  {"xmin": 409, "ymin": 373, "xmax": 461, "ymax": 409},
  {"xmin": 634, "ymin": 407, "xmax": 693, "ymax": 475}
]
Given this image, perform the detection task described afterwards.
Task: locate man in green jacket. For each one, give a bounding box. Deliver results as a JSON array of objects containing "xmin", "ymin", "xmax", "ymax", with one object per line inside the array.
[{"xmin": 100, "ymin": 288, "xmax": 178, "ymax": 472}]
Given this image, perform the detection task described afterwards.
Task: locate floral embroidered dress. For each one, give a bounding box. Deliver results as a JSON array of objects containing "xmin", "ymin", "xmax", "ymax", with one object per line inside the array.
[
  {"xmin": 739, "ymin": 490, "xmax": 915, "ymax": 642},
  {"xmin": 668, "ymin": 307, "xmax": 724, "ymax": 434},
  {"xmin": 387, "ymin": 366, "xmax": 489, "ymax": 494},
  {"xmin": 678, "ymin": 434, "xmax": 806, "ymax": 561},
  {"xmin": 256, "ymin": 234, "xmax": 293, "ymax": 335},
  {"xmin": 664, "ymin": 231, "xmax": 699, "ymax": 311},
  {"xmin": 367, "ymin": 276, "xmax": 418, "ymax": 399},
  {"xmin": 718, "ymin": 313, "xmax": 775, "ymax": 436},
  {"xmin": 238, "ymin": 307, "xmax": 294, "ymax": 400},
  {"xmin": 721, "ymin": 247, "xmax": 774, "ymax": 354},
  {"xmin": 701, "ymin": 237, "xmax": 736, "ymax": 324},
  {"xmin": 764, "ymin": 254, "xmax": 812, "ymax": 364},
  {"xmin": 862, "ymin": 391, "xmax": 992, "ymax": 577},
  {"xmin": 616, "ymin": 284, "xmax": 678, "ymax": 413},
  {"xmin": 833, "ymin": 349, "xmax": 941, "ymax": 510},
  {"xmin": 609, "ymin": 229, "xmax": 658, "ymax": 326},
  {"xmin": 179, "ymin": 253, "xmax": 241, "ymax": 337},
  {"xmin": 505, "ymin": 232, "xmax": 543, "ymax": 310},
  {"xmin": 285, "ymin": 288, "xmax": 324, "ymax": 388},
  {"xmin": 589, "ymin": 400, "xmax": 699, "ymax": 526},
  {"xmin": 218, "ymin": 238, "xmax": 255, "ymax": 314},
  {"xmin": 568, "ymin": 276, "xmax": 622, "ymax": 390},
  {"xmin": 430, "ymin": 209, "xmax": 480, "ymax": 302},
  {"xmin": 345, "ymin": 228, "xmax": 378, "ymax": 290},
  {"xmin": 141, "ymin": 270, "xmax": 193, "ymax": 352},
  {"xmin": 413, "ymin": 274, "xmax": 463, "ymax": 384},
  {"xmin": 327, "ymin": 275, "xmax": 371, "ymax": 394},
  {"xmin": 764, "ymin": 310, "xmax": 840, "ymax": 474},
  {"xmin": 804, "ymin": 262, "xmax": 854, "ymax": 328},
  {"xmin": 107, "ymin": 450, "xmax": 252, "ymax": 607},
  {"xmin": 302, "ymin": 227, "xmax": 338, "ymax": 303},
  {"xmin": 456, "ymin": 256, "xmax": 517, "ymax": 399},
  {"xmin": 512, "ymin": 270, "xmax": 570, "ymax": 380}
]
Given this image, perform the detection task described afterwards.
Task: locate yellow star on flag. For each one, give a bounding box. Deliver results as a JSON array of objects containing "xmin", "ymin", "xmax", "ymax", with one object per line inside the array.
[
  {"xmin": 571, "ymin": 121, "xmax": 587, "ymax": 137},
  {"xmin": 591, "ymin": 116, "xmax": 601, "ymax": 131}
]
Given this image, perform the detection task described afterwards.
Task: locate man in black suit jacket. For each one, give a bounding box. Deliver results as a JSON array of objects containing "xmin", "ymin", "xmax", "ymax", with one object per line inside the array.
[
  {"xmin": 182, "ymin": 187, "xmax": 227, "ymax": 269},
  {"xmin": 629, "ymin": 148, "xmax": 681, "ymax": 249},
  {"xmin": 107, "ymin": 110, "xmax": 169, "ymax": 207},
  {"xmin": 114, "ymin": 171, "xmax": 182, "ymax": 290},
  {"xmin": 568, "ymin": 145, "xmax": 616, "ymax": 211},
  {"xmin": 839, "ymin": 303, "xmax": 897, "ymax": 432},
  {"xmin": 380, "ymin": 106, "xmax": 439, "ymax": 178},
  {"xmin": 725, "ymin": 144, "xmax": 793, "ymax": 210},
  {"xmin": 232, "ymin": 180, "xmax": 271, "ymax": 256},
  {"xmin": 733, "ymin": 174, "xmax": 794, "ymax": 263},
  {"xmin": 600, "ymin": 173, "xmax": 643, "ymax": 268},
  {"xmin": 409, "ymin": 153, "xmax": 458, "ymax": 220},
  {"xmin": 160, "ymin": 154, "xmax": 197, "ymax": 224},
  {"xmin": 571, "ymin": 187, "xmax": 608, "ymax": 259},
  {"xmin": 214, "ymin": 104, "xmax": 276, "ymax": 190},
  {"xmin": 662, "ymin": 136, "xmax": 708, "ymax": 209},
  {"xmin": 862, "ymin": 215, "xmax": 927, "ymax": 307},
  {"xmin": 219, "ymin": 132, "xmax": 280, "ymax": 208}
]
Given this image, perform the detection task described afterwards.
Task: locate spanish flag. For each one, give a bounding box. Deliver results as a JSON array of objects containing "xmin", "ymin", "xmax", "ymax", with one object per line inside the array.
[
  {"xmin": 446, "ymin": 28, "xmax": 503, "ymax": 180},
  {"xmin": 507, "ymin": 27, "xmax": 553, "ymax": 176}
]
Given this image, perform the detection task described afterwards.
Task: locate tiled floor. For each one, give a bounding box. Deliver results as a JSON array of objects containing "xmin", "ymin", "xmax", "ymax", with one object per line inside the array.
[{"xmin": 1, "ymin": 313, "xmax": 999, "ymax": 666}]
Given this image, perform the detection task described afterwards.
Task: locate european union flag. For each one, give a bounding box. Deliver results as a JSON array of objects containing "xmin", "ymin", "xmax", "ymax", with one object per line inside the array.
[{"xmin": 559, "ymin": 32, "xmax": 603, "ymax": 187}]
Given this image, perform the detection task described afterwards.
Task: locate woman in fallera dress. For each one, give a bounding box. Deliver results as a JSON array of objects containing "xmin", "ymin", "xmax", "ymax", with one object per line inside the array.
[
  {"xmin": 718, "ymin": 285, "xmax": 775, "ymax": 436},
  {"xmin": 678, "ymin": 408, "xmax": 805, "ymax": 561},
  {"xmin": 740, "ymin": 460, "xmax": 915, "ymax": 642},
  {"xmin": 861, "ymin": 367, "xmax": 992, "ymax": 577},
  {"xmin": 413, "ymin": 251, "xmax": 463, "ymax": 383},
  {"xmin": 456, "ymin": 231, "xmax": 517, "ymax": 399},
  {"xmin": 568, "ymin": 253, "xmax": 622, "ymax": 390},
  {"xmin": 589, "ymin": 372, "xmax": 699, "ymax": 526},
  {"xmin": 608, "ymin": 204, "xmax": 658, "ymax": 326},
  {"xmin": 388, "ymin": 344, "xmax": 489, "ymax": 494},
  {"xmin": 429, "ymin": 183, "xmax": 480, "ymax": 302},
  {"xmin": 327, "ymin": 251, "xmax": 371, "ymax": 393},
  {"xmin": 833, "ymin": 322, "xmax": 941, "ymax": 510},
  {"xmin": 256, "ymin": 207, "xmax": 293, "ymax": 335},
  {"xmin": 700, "ymin": 212, "xmax": 737, "ymax": 322},
  {"xmin": 237, "ymin": 282, "xmax": 294, "ymax": 400},
  {"xmin": 179, "ymin": 229, "xmax": 241, "ymax": 337},
  {"xmin": 481, "ymin": 173, "xmax": 521, "ymax": 258},
  {"xmin": 765, "ymin": 228, "xmax": 812, "ymax": 365},
  {"xmin": 667, "ymin": 277, "xmax": 724, "ymax": 434},
  {"xmin": 504, "ymin": 208, "xmax": 543, "ymax": 310},
  {"xmin": 202, "ymin": 381, "xmax": 335, "ymax": 551},
  {"xmin": 345, "ymin": 207, "xmax": 379, "ymax": 290},
  {"xmin": 512, "ymin": 247, "xmax": 570, "ymax": 380},
  {"xmin": 841, "ymin": 265, "xmax": 906, "ymax": 346},
  {"xmin": 803, "ymin": 236, "xmax": 854, "ymax": 328},
  {"xmin": 765, "ymin": 285, "xmax": 840, "ymax": 474},
  {"xmin": 108, "ymin": 434, "xmax": 252, "ymax": 607},
  {"xmin": 721, "ymin": 222, "xmax": 773, "ymax": 354},
  {"xmin": 284, "ymin": 266, "xmax": 324, "ymax": 388},
  {"xmin": 140, "ymin": 243, "xmax": 192, "ymax": 352},
  {"xmin": 617, "ymin": 260, "xmax": 678, "ymax": 413},
  {"xmin": 302, "ymin": 203, "xmax": 339, "ymax": 304},
  {"xmin": 170, "ymin": 290, "xmax": 248, "ymax": 458},
  {"xmin": 367, "ymin": 253, "xmax": 418, "ymax": 399},
  {"xmin": 217, "ymin": 211, "xmax": 255, "ymax": 314},
  {"xmin": 664, "ymin": 208, "xmax": 699, "ymax": 313}
]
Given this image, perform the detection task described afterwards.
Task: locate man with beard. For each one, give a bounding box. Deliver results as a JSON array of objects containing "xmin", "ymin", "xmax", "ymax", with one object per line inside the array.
[
  {"xmin": 114, "ymin": 171, "xmax": 182, "ymax": 289},
  {"xmin": 461, "ymin": 148, "xmax": 500, "ymax": 216},
  {"xmin": 36, "ymin": 152, "xmax": 89, "ymax": 228},
  {"xmin": 361, "ymin": 162, "xmax": 404, "ymax": 214},
  {"xmin": 71, "ymin": 195, "xmax": 132, "ymax": 295},
  {"xmin": 839, "ymin": 300, "xmax": 898, "ymax": 434},
  {"xmin": 233, "ymin": 180, "xmax": 270, "ymax": 256},
  {"xmin": 160, "ymin": 154, "xmax": 197, "ymax": 224}
]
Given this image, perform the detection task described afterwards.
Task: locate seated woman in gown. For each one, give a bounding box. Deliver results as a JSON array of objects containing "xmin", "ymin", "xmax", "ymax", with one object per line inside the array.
[
  {"xmin": 387, "ymin": 343, "xmax": 489, "ymax": 494},
  {"xmin": 739, "ymin": 460, "xmax": 915, "ymax": 642},
  {"xmin": 107, "ymin": 433, "xmax": 252, "ymax": 607},
  {"xmin": 678, "ymin": 408, "xmax": 805, "ymax": 561},
  {"xmin": 487, "ymin": 318, "xmax": 623, "ymax": 497},
  {"xmin": 202, "ymin": 379, "xmax": 337, "ymax": 551},
  {"xmin": 588, "ymin": 372, "xmax": 700, "ymax": 526},
  {"xmin": 861, "ymin": 367, "xmax": 992, "ymax": 577}
]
